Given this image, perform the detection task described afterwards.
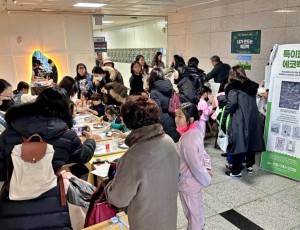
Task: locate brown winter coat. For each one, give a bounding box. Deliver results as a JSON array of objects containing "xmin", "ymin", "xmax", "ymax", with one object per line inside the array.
[{"xmin": 105, "ymin": 124, "xmax": 180, "ymax": 230}]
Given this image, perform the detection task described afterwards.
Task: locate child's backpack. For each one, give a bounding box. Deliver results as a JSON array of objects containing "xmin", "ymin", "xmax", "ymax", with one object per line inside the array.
[
  {"xmin": 9, "ymin": 134, "xmax": 58, "ymax": 200},
  {"xmin": 169, "ymin": 91, "xmax": 181, "ymax": 114}
]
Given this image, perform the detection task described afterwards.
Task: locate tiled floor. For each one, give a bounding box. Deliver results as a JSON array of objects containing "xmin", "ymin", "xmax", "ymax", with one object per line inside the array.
[
  {"xmin": 1, "ymin": 137, "xmax": 299, "ymax": 230},
  {"xmin": 177, "ymin": 137, "xmax": 300, "ymax": 230}
]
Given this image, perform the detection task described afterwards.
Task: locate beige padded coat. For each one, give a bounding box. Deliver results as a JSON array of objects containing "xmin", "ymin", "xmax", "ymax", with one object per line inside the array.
[{"xmin": 105, "ymin": 124, "xmax": 180, "ymax": 230}]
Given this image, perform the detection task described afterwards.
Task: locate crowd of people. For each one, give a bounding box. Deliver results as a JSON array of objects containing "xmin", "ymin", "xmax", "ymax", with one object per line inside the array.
[{"xmin": 0, "ymin": 52, "xmax": 266, "ymax": 230}]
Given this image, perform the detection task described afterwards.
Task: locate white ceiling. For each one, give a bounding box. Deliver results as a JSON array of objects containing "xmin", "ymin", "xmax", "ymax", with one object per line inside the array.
[{"xmin": 0, "ymin": 0, "xmax": 245, "ymax": 29}]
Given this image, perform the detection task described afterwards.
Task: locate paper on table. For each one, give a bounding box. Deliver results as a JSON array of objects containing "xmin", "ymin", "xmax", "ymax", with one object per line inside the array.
[{"xmin": 91, "ymin": 162, "xmax": 110, "ymax": 177}]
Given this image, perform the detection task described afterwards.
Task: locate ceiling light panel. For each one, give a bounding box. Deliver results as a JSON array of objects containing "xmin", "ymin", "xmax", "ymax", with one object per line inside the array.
[{"xmin": 73, "ymin": 3, "xmax": 106, "ymax": 8}]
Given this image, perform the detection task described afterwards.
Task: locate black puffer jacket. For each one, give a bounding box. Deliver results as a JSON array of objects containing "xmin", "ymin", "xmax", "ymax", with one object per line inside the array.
[
  {"xmin": 0, "ymin": 104, "xmax": 95, "ymax": 230},
  {"xmin": 222, "ymin": 80, "xmax": 265, "ymax": 155},
  {"xmin": 204, "ymin": 61, "xmax": 231, "ymax": 83},
  {"xmin": 150, "ymin": 80, "xmax": 180, "ymax": 142},
  {"xmin": 176, "ymin": 77, "xmax": 199, "ymax": 104},
  {"xmin": 186, "ymin": 65, "xmax": 205, "ymax": 90}
]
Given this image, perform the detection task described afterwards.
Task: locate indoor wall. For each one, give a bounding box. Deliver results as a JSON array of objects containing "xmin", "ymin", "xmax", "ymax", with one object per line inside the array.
[
  {"xmin": 168, "ymin": 0, "xmax": 300, "ymax": 83},
  {"xmin": 0, "ymin": 14, "xmax": 94, "ymax": 88}
]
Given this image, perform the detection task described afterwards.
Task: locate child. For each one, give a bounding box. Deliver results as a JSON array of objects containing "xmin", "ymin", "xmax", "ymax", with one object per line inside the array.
[
  {"xmin": 101, "ymin": 105, "xmax": 129, "ymax": 133},
  {"xmin": 87, "ymin": 93, "xmax": 105, "ymax": 117},
  {"xmin": 175, "ymin": 103, "xmax": 212, "ymax": 230},
  {"xmin": 197, "ymin": 86, "xmax": 214, "ymax": 138},
  {"xmin": 76, "ymin": 91, "xmax": 91, "ymax": 114}
]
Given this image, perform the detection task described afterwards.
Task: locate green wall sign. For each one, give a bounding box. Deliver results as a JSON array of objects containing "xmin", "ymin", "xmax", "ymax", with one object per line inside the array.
[{"xmin": 231, "ymin": 30, "xmax": 261, "ymax": 54}]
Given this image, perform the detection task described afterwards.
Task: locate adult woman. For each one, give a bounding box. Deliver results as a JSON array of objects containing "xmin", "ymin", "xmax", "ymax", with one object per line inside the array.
[
  {"xmin": 92, "ymin": 66, "xmax": 128, "ymax": 106},
  {"xmin": 149, "ymin": 68, "xmax": 180, "ymax": 142},
  {"xmin": 135, "ymin": 54, "xmax": 149, "ymax": 76},
  {"xmin": 174, "ymin": 62, "xmax": 198, "ymax": 104},
  {"xmin": 0, "ymin": 79, "xmax": 13, "ymax": 134},
  {"xmin": 129, "ymin": 61, "xmax": 147, "ymax": 96},
  {"xmin": 222, "ymin": 65, "xmax": 265, "ymax": 177},
  {"xmin": 101, "ymin": 66, "xmax": 128, "ymax": 106},
  {"xmin": 0, "ymin": 87, "xmax": 96, "ymax": 229},
  {"xmin": 150, "ymin": 51, "xmax": 165, "ymax": 69},
  {"xmin": 58, "ymin": 76, "xmax": 78, "ymax": 99},
  {"xmin": 103, "ymin": 57, "xmax": 124, "ymax": 84},
  {"xmin": 74, "ymin": 63, "xmax": 94, "ymax": 99},
  {"xmin": 164, "ymin": 54, "xmax": 185, "ymax": 83},
  {"xmin": 171, "ymin": 54, "xmax": 185, "ymax": 68},
  {"xmin": 105, "ymin": 96, "xmax": 180, "ymax": 230}
]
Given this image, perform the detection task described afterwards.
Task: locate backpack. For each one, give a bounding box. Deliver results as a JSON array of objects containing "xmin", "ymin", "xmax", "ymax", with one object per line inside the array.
[
  {"xmin": 169, "ymin": 91, "xmax": 181, "ymax": 114},
  {"xmin": 9, "ymin": 134, "xmax": 57, "ymax": 200}
]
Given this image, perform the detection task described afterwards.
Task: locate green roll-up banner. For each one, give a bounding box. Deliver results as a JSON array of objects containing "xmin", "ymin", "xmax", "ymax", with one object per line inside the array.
[{"xmin": 261, "ymin": 44, "xmax": 300, "ymax": 181}]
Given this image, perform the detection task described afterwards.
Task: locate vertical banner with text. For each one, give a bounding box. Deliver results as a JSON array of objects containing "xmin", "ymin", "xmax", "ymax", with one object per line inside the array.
[{"xmin": 261, "ymin": 44, "xmax": 300, "ymax": 181}]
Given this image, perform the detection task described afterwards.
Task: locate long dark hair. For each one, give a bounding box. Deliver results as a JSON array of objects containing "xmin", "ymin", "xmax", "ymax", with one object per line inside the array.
[
  {"xmin": 35, "ymin": 87, "xmax": 73, "ymax": 128},
  {"xmin": 130, "ymin": 61, "xmax": 142, "ymax": 76},
  {"xmin": 58, "ymin": 76, "xmax": 78, "ymax": 99},
  {"xmin": 228, "ymin": 65, "xmax": 248, "ymax": 83},
  {"xmin": 5, "ymin": 87, "xmax": 73, "ymax": 128},
  {"xmin": 174, "ymin": 61, "xmax": 187, "ymax": 84},
  {"xmin": 171, "ymin": 55, "xmax": 185, "ymax": 68},
  {"xmin": 135, "ymin": 55, "xmax": 149, "ymax": 74},
  {"xmin": 148, "ymin": 68, "xmax": 165, "ymax": 91},
  {"xmin": 76, "ymin": 63, "xmax": 88, "ymax": 78},
  {"xmin": 153, "ymin": 52, "xmax": 162, "ymax": 66}
]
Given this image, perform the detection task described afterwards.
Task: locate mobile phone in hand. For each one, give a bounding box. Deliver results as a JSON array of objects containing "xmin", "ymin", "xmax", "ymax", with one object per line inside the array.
[{"xmin": 81, "ymin": 126, "xmax": 90, "ymax": 136}]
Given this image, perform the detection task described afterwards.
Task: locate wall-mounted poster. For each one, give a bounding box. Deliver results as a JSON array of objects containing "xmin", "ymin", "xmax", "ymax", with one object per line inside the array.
[
  {"xmin": 261, "ymin": 44, "xmax": 300, "ymax": 181},
  {"xmin": 231, "ymin": 30, "xmax": 261, "ymax": 54},
  {"xmin": 107, "ymin": 48, "xmax": 162, "ymax": 63},
  {"xmin": 237, "ymin": 55, "xmax": 252, "ymax": 70}
]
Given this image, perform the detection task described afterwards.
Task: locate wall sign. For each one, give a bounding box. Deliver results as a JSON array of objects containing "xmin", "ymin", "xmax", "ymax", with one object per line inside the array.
[
  {"xmin": 231, "ymin": 30, "xmax": 261, "ymax": 54},
  {"xmin": 94, "ymin": 37, "xmax": 107, "ymax": 52}
]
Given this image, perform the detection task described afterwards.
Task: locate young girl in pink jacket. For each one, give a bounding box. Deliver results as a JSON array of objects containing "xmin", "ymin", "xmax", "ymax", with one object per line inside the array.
[
  {"xmin": 197, "ymin": 86, "xmax": 214, "ymax": 138},
  {"xmin": 175, "ymin": 102, "xmax": 212, "ymax": 230}
]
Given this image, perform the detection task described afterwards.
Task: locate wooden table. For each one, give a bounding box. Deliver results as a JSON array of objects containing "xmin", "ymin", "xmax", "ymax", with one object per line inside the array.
[{"xmin": 74, "ymin": 113, "xmax": 128, "ymax": 185}]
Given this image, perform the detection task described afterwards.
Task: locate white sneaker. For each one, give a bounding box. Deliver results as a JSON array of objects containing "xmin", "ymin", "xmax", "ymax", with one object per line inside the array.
[{"xmin": 246, "ymin": 167, "xmax": 253, "ymax": 173}]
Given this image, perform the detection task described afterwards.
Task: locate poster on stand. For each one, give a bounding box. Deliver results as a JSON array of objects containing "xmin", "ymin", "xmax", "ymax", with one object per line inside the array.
[{"xmin": 261, "ymin": 44, "xmax": 300, "ymax": 181}]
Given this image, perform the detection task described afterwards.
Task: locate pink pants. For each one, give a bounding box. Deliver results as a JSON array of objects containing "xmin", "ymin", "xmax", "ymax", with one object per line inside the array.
[
  {"xmin": 199, "ymin": 120, "xmax": 206, "ymax": 139},
  {"xmin": 179, "ymin": 190, "xmax": 205, "ymax": 230}
]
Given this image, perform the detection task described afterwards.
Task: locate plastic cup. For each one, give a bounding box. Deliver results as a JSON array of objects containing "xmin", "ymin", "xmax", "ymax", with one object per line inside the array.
[{"xmin": 106, "ymin": 143, "xmax": 110, "ymax": 152}]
